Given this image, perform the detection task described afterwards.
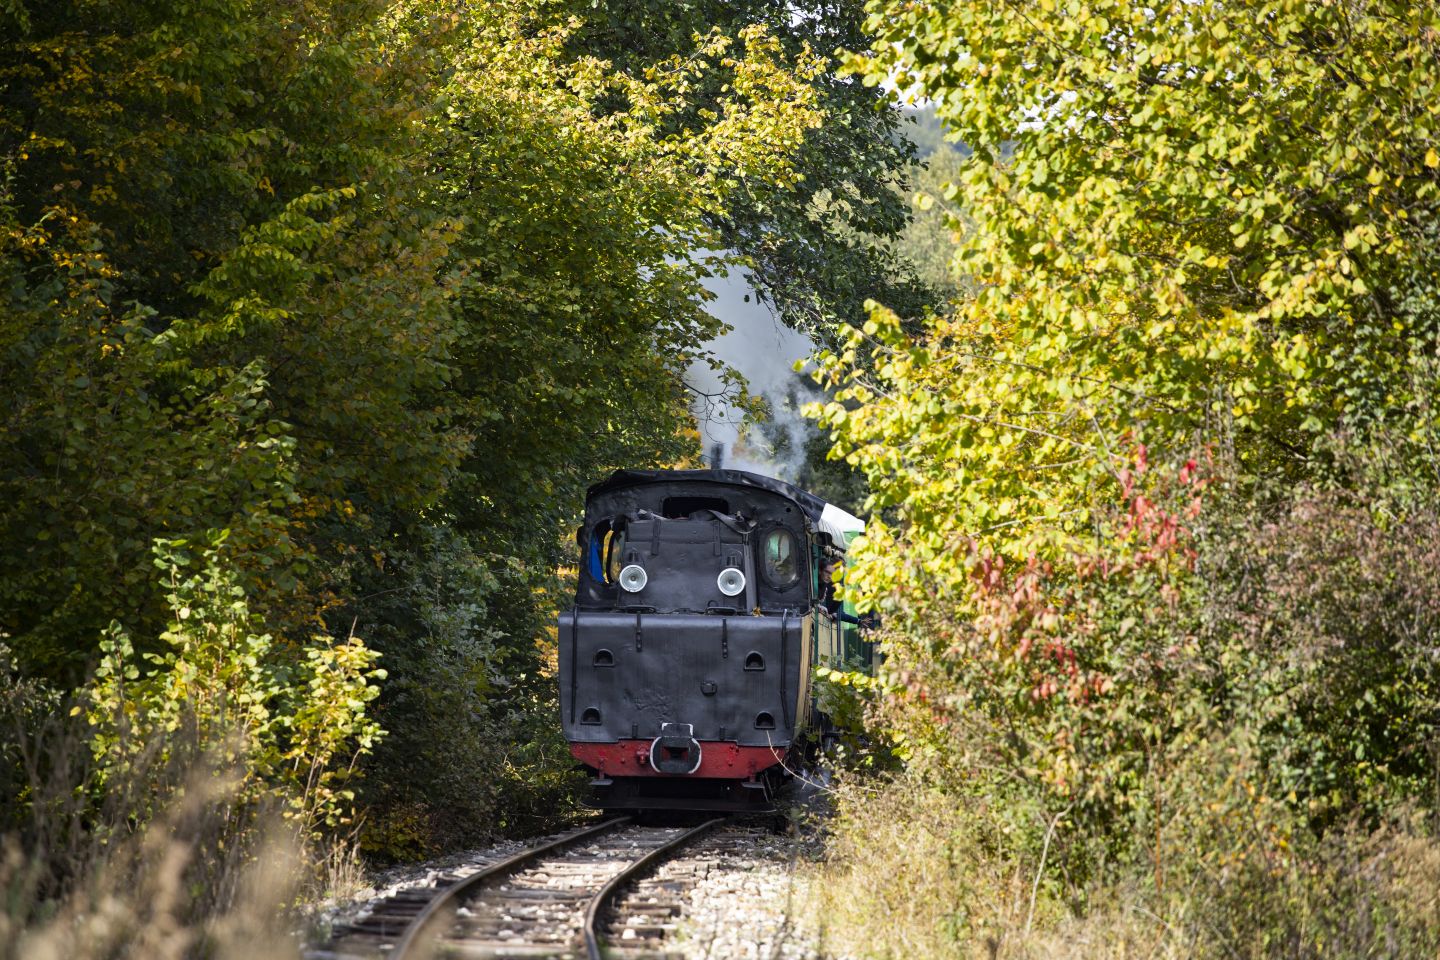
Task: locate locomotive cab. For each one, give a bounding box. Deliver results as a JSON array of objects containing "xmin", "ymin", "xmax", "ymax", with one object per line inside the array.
[{"xmin": 559, "ymin": 469, "xmax": 874, "ymax": 811}]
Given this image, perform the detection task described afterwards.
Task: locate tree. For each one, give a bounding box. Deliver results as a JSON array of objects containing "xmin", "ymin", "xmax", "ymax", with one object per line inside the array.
[
  {"xmin": 1, "ymin": 0, "xmax": 452, "ymax": 677},
  {"xmin": 567, "ymin": 0, "xmax": 935, "ymax": 337},
  {"xmin": 343, "ymin": 1, "xmax": 828, "ymax": 850},
  {"xmin": 807, "ymin": 7, "xmax": 1440, "ymax": 938},
  {"xmin": 1, "ymin": 0, "xmax": 829, "ymax": 853},
  {"xmin": 816, "ymin": 0, "xmax": 1440, "ymax": 583}
]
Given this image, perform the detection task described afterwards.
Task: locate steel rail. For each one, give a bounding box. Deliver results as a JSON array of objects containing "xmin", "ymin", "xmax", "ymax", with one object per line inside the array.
[
  {"xmin": 582, "ymin": 816, "xmax": 728, "ymax": 960},
  {"xmin": 390, "ymin": 815, "xmax": 631, "ymax": 960}
]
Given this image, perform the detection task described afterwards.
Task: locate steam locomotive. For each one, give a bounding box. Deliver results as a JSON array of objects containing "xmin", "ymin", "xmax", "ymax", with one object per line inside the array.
[{"xmin": 559, "ymin": 469, "xmax": 876, "ymax": 811}]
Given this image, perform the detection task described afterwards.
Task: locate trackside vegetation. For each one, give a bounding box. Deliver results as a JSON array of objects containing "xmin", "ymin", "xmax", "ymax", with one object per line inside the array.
[
  {"xmin": 807, "ymin": 1, "xmax": 1440, "ymax": 957},
  {"xmin": 6, "ymin": 0, "xmax": 1436, "ymax": 956},
  {"xmin": 0, "ymin": 0, "xmax": 916, "ymax": 952}
]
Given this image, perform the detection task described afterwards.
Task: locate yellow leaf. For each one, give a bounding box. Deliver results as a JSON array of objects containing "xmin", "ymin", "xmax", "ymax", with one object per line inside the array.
[{"xmin": 1427, "ymin": 147, "xmax": 1439, "ymax": 168}]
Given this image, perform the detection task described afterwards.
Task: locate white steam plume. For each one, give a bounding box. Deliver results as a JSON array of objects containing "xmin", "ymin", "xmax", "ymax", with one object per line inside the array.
[{"xmin": 686, "ymin": 263, "xmax": 817, "ymax": 484}]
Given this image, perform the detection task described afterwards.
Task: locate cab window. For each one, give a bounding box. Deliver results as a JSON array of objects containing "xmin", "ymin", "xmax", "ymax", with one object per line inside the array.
[
  {"xmin": 603, "ymin": 528, "xmax": 627, "ymax": 584},
  {"xmin": 762, "ymin": 528, "xmax": 799, "ymax": 588}
]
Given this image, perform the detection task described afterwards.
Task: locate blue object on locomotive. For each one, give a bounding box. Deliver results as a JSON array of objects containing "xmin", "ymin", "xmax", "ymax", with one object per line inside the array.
[{"xmin": 586, "ymin": 530, "xmax": 605, "ymax": 581}]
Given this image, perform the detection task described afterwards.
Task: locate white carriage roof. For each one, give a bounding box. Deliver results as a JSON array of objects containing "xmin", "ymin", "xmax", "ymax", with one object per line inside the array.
[{"xmin": 819, "ymin": 502, "xmax": 865, "ymax": 547}]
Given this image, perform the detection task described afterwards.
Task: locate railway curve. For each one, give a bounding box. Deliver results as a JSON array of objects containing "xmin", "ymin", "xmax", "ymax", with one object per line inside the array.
[{"xmin": 309, "ymin": 816, "xmax": 741, "ymax": 960}]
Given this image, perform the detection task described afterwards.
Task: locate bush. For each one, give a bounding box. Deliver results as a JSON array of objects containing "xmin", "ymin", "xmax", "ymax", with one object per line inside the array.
[
  {"xmin": 815, "ymin": 708, "xmax": 1440, "ymax": 960},
  {"xmin": 1, "ymin": 657, "xmax": 305, "ymax": 960},
  {"xmin": 348, "ymin": 525, "xmax": 586, "ymax": 859},
  {"xmin": 813, "ymin": 441, "xmax": 1440, "ymax": 957},
  {"xmin": 85, "ymin": 535, "xmax": 385, "ymax": 838},
  {"xmin": 0, "ymin": 535, "xmax": 392, "ymax": 958},
  {"xmin": 5, "ymin": 539, "xmax": 385, "ymax": 929}
]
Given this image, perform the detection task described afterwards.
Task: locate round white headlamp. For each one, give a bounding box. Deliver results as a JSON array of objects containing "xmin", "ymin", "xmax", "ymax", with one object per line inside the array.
[
  {"xmin": 717, "ymin": 567, "xmax": 747, "ymax": 597},
  {"xmin": 618, "ymin": 564, "xmax": 648, "ymax": 593}
]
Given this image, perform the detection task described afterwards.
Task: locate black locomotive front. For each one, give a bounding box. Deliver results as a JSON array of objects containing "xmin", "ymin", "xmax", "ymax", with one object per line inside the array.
[{"xmin": 559, "ymin": 469, "xmax": 861, "ymax": 810}]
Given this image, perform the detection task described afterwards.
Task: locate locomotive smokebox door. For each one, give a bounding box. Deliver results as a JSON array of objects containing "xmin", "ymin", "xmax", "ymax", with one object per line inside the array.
[{"xmin": 650, "ymin": 722, "xmax": 703, "ymax": 774}]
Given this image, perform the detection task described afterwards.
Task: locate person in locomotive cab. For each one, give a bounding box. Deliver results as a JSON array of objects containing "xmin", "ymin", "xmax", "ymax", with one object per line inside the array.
[{"xmin": 819, "ymin": 557, "xmax": 861, "ymax": 626}]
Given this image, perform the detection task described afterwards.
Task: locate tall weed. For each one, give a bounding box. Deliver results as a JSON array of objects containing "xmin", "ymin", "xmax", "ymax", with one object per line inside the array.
[
  {"xmin": 0, "ymin": 535, "xmax": 388, "ymax": 957},
  {"xmin": 813, "ymin": 772, "xmax": 1440, "ymax": 959}
]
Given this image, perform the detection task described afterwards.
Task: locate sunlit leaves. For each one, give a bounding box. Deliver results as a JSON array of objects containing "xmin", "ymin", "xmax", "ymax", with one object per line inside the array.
[
  {"xmin": 815, "ymin": 0, "xmax": 1440, "ymax": 613},
  {"xmin": 0, "ymin": 0, "xmax": 863, "ymax": 845}
]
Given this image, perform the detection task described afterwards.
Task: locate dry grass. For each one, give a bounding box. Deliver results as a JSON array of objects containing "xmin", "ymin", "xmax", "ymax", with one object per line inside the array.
[
  {"xmin": 807, "ymin": 775, "xmax": 1440, "ymax": 960},
  {"xmin": 1, "ymin": 769, "xmax": 310, "ymax": 960},
  {"xmin": 806, "ymin": 777, "xmax": 1039, "ymax": 960},
  {"xmin": 313, "ymin": 837, "xmax": 371, "ymax": 906},
  {"xmin": 0, "ymin": 673, "xmax": 350, "ymax": 960}
]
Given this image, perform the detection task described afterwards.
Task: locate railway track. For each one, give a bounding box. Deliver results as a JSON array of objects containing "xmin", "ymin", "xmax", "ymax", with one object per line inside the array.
[
  {"xmin": 597, "ymin": 823, "xmax": 791, "ymax": 958},
  {"xmin": 311, "ymin": 816, "xmax": 728, "ymax": 960}
]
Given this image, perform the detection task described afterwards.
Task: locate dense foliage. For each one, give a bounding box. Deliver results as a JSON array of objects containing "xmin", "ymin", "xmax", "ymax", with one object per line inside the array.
[
  {"xmin": 810, "ymin": 1, "xmax": 1440, "ymax": 955},
  {"xmin": 821, "ymin": 0, "xmax": 1440, "ymax": 567},
  {"xmin": 568, "ymin": 0, "xmax": 933, "ymax": 338},
  {"xmin": 343, "ymin": 1, "xmax": 827, "ymax": 852},
  {"xmin": 0, "ymin": 0, "xmax": 918, "ymax": 875}
]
